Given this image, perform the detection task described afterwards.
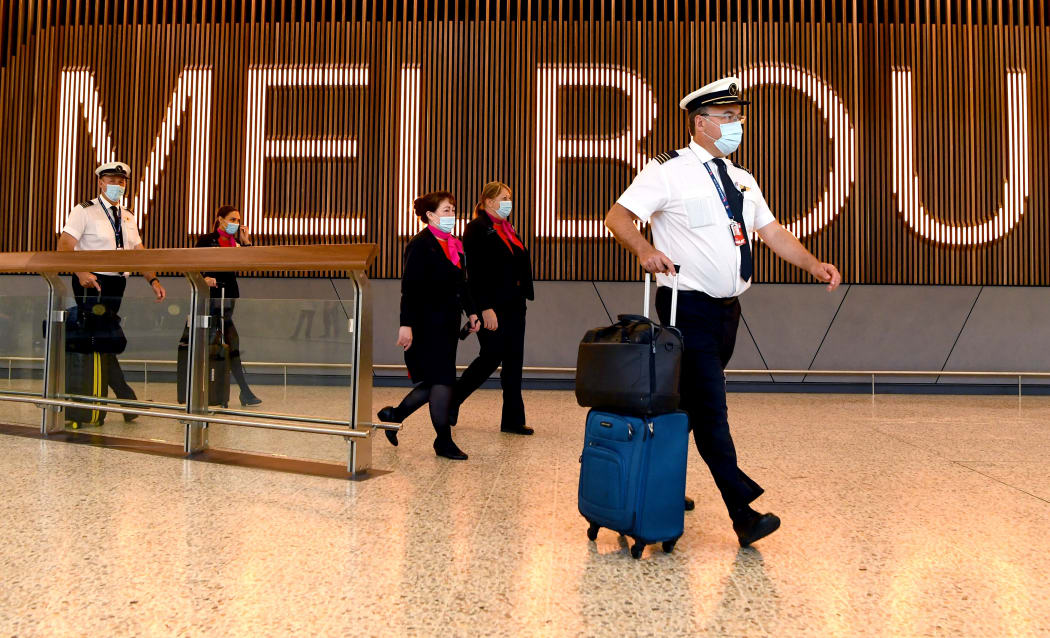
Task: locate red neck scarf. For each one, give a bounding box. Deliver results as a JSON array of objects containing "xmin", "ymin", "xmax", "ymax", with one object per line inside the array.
[
  {"xmin": 216, "ymin": 227, "xmax": 239, "ymax": 247},
  {"xmin": 485, "ymin": 212, "xmax": 525, "ymax": 252},
  {"xmin": 427, "ymin": 224, "xmax": 463, "ymax": 268}
]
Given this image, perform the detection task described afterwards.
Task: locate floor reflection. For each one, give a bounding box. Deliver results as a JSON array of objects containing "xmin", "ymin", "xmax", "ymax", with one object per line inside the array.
[{"xmin": 2, "ymin": 390, "xmax": 1050, "ymax": 636}]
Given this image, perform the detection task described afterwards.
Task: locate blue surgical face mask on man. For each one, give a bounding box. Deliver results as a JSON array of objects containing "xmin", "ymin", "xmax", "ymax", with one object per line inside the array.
[
  {"xmin": 712, "ymin": 121, "xmax": 743, "ymax": 155},
  {"xmin": 224, "ymin": 222, "xmax": 240, "ymax": 235},
  {"xmin": 104, "ymin": 184, "xmax": 125, "ymax": 203},
  {"xmin": 436, "ymin": 216, "xmax": 456, "ymax": 233},
  {"xmin": 496, "ymin": 200, "xmax": 513, "ymax": 219}
]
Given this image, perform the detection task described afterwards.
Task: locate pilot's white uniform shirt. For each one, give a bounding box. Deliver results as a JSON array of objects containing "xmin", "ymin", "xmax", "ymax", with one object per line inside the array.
[
  {"xmin": 61, "ymin": 197, "xmax": 143, "ymax": 276},
  {"xmin": 617, "ymin": 140, "xmax": 776, "ymax": 298}
]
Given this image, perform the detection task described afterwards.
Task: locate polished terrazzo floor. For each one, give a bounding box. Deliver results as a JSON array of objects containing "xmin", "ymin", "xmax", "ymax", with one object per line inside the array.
[{"xmin": 2, "ymin": 386, "xmax": 1049, "ymax": 637}]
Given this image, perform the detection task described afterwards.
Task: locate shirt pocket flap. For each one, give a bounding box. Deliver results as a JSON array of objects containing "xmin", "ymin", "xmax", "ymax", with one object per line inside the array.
[
  {"xmin": 91, "ymin": 218, "xmax": 114, "ymax": 235},
  {"xmin": 684, "ymin": 197, "xmax": 722, "ymax": 229}
]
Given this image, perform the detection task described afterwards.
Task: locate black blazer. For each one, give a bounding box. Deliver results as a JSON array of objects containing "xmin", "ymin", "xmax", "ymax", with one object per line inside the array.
[
  {"xmin": 196, "ymin": 232, "xmax": 250, "ymax": 299},
  {"xmin": 462, "ymin": 213, "xmax": 534, "ymax": 312},
  {"xmin": 400, "ymin": 229, "xmax": 476, "ymax": 328}
]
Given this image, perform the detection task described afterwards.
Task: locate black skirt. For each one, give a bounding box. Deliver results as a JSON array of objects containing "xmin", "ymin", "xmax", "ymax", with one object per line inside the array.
[{"xmin": 404, "ymin": 316, "xmax": 460, "ymax": 386}]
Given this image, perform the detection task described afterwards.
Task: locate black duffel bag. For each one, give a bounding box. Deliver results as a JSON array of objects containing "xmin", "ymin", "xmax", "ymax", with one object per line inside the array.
[
  {"xmin": 575, "ymin": 271, "xmax": 682, "ymax": 415},
  {"xmin": 42, "ymin": 289, "xmax": 128, "ymax": 354},
  {"xmin": 65, "ymin": 302, "xmax": 127, "ymax": 354}
]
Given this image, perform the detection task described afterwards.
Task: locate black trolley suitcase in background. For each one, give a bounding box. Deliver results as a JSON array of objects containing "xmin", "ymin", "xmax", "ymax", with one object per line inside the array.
[
  {"xmin": 58, "ymin": 288, "xmax": 124, "ymax": 429},
  {"xmin": 176, "ymin": 291, "xmax": 231, "ymax": 407},
  {"xmin": 65, "ymin": 351, "xmax": 108, "ymax": 428}
]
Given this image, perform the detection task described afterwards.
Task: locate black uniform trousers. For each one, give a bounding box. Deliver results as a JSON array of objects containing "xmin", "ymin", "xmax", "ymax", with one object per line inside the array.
[
  {"xmin": 70, "ymin": 274, "xmax": 136, "ymax": 401},
  {"xmin": 656, "ymin": 286, "xmax": 763, "ymax": 516},
  {"xmin": 453, "ymin": 299, "xmax": 527, "ymax": 428}
]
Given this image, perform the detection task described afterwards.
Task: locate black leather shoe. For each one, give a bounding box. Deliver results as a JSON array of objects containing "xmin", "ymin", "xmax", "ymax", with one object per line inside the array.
[
  {"xmin": 240, "ymin": 393, "xmax": 262, "ymax": 407},
  {"xmin": 377, "ymin": 406, "xmax": 401, "ymax": 424},
  {"xmin": 377, "ymin": 407, "xmax": 402, "ymax": 446},
  {"xmin": 733, "ymin": 512, "xmax": 781, "ymax": 547},
  {"xmin": 500, "ymin": 424, "xmax": 534, "ymax": 435},
  {"xmin": 433, "ymin": 438, "xmax": 468, "ymax": 460},
  {"xmin": 123, "ymin": 413, "xmax": 139, "ymax": 423},
  {"xmin": 684, "ymin": 496, "xmax": 695, "ymax": 511}
]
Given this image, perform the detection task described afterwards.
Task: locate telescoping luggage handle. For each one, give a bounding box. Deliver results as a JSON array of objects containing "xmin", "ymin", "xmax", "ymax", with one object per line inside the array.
[{"xmin": 642, "ymin": 264, "xmax": 681, "ymax": 327}]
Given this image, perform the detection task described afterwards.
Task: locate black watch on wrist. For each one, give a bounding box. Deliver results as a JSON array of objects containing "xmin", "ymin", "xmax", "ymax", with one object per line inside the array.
[{"xmin": 148, "ymin": 277, "xmax": 159, "ymax": 286}]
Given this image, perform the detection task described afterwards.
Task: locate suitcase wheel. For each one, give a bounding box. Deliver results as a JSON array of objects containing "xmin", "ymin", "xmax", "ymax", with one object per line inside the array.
[
  {"xmin": 630, "ymin": 541, "xmax": 644, "ymax": 559},
  {"xmin": 662, "ymin": 539, "xmax": 677, "ymax": 553},
  {"xmin": 68, "ymin": 421, "xmax": 80, "ymax": 430},
  {"xmin": 586, "ymin": 522, "xmax": 600, "ymax": 541}
]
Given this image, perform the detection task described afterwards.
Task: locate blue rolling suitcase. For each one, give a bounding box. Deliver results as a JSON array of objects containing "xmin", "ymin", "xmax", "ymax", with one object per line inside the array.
[{"xmin": 579, "ymin": 410, "xmax": 690, "ymax": 558}]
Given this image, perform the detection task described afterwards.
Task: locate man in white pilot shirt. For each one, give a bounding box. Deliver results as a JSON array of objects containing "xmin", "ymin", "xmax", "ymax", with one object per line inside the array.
[
  {"xmin": 57, "ymin": 161, "xmax": 167, "ymax": 421},
  {"xmin": 605, "ymin": 76, "xmax": 842, "ymax": 547}
]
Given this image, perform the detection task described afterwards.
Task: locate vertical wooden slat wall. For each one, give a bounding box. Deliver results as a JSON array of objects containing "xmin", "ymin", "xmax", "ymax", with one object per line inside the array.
[{"xmin": 0, "ymin": 0, "xmax": 1046, "ymax": 284}]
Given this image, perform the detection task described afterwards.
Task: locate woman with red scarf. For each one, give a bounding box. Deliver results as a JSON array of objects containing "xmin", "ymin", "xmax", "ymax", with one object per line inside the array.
[
  {"xmin": 451, "ymin": 181, "xmax": 535, "ymax": 435},
  {"xmin": 195, "ymin": 206, "xmax": 262, "ymax": 406},
  {"xmin": 376, "ymin": 191, "xmax": 480, "ymax": 460}
]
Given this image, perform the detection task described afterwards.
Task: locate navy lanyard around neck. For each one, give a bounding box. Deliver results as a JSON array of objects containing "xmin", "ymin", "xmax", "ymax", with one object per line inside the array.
[
  {"xmin": 99, "ymin": 197, "xmax": 124, "ymax": 248},
  {"xmin": 702, "ymin": 162, "xmax": 736, "ymax": 222}
]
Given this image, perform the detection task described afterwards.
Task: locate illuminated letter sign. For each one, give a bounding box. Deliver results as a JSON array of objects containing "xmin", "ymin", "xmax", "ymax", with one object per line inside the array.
[
  {"xmin": 54, "ymin": 68, "xmax": 213, "ymax": 232},
  {"xmin": 535, "ymin": 65, "xmax": 656, "ymax": 238},
  {"xmin": 398, "ymin": 65, "xmax": 422, "ymax": 236},
  {"xmin": 892, "ymin": 69, "xmax": 1029, "ymax": 245},
  {"xmin": 243, "ymin": 66, "xmax": 368, "ymax": 236},
  {"xmin": 739, "ymin": 65, "xmax": 856, "ymax": 239}
]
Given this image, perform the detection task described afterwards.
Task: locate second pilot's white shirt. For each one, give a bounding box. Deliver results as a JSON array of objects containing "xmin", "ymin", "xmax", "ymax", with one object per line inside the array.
[
  {"xmin": 617, "ymin": 140, "xmax": 776, "ymax": 298},
  {"xmin": 61, "ymin": 196, "xmax": 143, "ymax": 276}
]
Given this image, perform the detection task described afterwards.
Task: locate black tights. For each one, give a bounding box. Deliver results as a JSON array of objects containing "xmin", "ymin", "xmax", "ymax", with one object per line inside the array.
[{"xmin": 392, "ymin": 382, "xmax": 454, "ymax": 441}]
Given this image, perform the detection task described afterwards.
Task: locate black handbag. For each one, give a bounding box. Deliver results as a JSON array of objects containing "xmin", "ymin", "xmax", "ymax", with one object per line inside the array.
[
  {"xmin": 575, "ymin": 271, "xmax": 682, "ymax": 415},
  {"xmin": 65, "ymin": 290, "xmax": 127, "ymax": 355}
]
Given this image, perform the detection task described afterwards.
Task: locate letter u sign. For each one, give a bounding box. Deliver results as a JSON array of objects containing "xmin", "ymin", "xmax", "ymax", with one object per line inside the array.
[{"xmin": 891, "ymin": 69, "xmax": 1030, "ymax": 245}]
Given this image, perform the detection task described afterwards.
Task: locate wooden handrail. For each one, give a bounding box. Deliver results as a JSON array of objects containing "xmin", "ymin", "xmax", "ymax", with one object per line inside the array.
[{"xmin": 0, "ymin": 243, "xmax": 378, "ymax": 274}]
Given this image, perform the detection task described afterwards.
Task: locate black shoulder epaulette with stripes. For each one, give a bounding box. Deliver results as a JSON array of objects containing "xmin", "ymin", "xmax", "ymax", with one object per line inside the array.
[
  {"xmin": 79, "ymin": 199, "xmax": 94, "ymax": 207},
  {"xmin": 653, "ymin": 150, "xmax": 679, "ymax": 164},
  {"xmin": 729, "ymin": 161, "xmax": 752, "ymax": 175}
]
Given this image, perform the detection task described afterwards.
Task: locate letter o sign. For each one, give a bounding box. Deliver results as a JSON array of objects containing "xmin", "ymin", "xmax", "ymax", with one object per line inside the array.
[{"xmin": 738, "ymin": 65, "xmax": 857, "ymax": 239}]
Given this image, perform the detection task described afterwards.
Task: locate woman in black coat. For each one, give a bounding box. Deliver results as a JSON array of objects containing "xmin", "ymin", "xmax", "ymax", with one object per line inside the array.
[
  {"xmin": 196, "ymin": 206, "xmax": 262, "ymax": 406},
  {"xmin": 376, "ymin": 191, "xmax": 479, "ymax": 460},
  {"xmin": 451, "ymin": 181, "xmax": 535, "ymax": 434}
]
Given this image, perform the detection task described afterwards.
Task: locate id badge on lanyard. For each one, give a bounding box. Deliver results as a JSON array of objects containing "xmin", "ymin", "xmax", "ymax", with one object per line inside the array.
[
  {"xmin": 703, "ymin": 164, "xmax": 746, "ymax": 246},
  {"xmin": 729, "ymin": 220, "xmax": 746, "ymax": 246}
]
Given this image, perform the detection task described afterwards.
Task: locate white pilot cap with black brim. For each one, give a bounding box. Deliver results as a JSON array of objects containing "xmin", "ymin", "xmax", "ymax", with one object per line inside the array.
[
  {"xmin": 95, "ymin": 161, "xmax": 131, "ymax": 178},
  {"xmin": 679, "ymin": 76, "xmax": 750, "ymax": 112}
]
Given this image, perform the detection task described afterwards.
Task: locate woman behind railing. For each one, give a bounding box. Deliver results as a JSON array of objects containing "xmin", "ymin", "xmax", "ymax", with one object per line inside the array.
[{"xmin": 197, "ymin": 206, "xmax": 262, "ymax": 406}]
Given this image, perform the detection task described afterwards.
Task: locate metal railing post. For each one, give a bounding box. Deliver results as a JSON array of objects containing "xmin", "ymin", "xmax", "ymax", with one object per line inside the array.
[
  {"xmin": 40, "ymin": 273, "xmax": 67, "ymax": 434},
  {"xmin": 348, "ymin": 273, "xmax": 373, "ymax": 476},
  {"xmin": 184, "ymin": 272, "xmax": 211, "ymax": 453}
]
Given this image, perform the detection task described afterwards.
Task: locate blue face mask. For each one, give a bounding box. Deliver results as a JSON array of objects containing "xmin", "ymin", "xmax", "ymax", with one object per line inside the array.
[
  {"xmin": 496, "ymin": 201, "xmax": 513, "ymax": 219},
  {"xmin": 713, "ymin": 122, "xmax": 743, "ymax": 155},
  {"xmin": 436, "ymin": 216, "xmax": 456, "ymax": 233},
  {"xmin": 104, "ymin": 184, "xmax": 125, "ymax": 202},
  {"xmin": 224, "ymin": 222, "xmax": 240, "ymax": 235}
]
